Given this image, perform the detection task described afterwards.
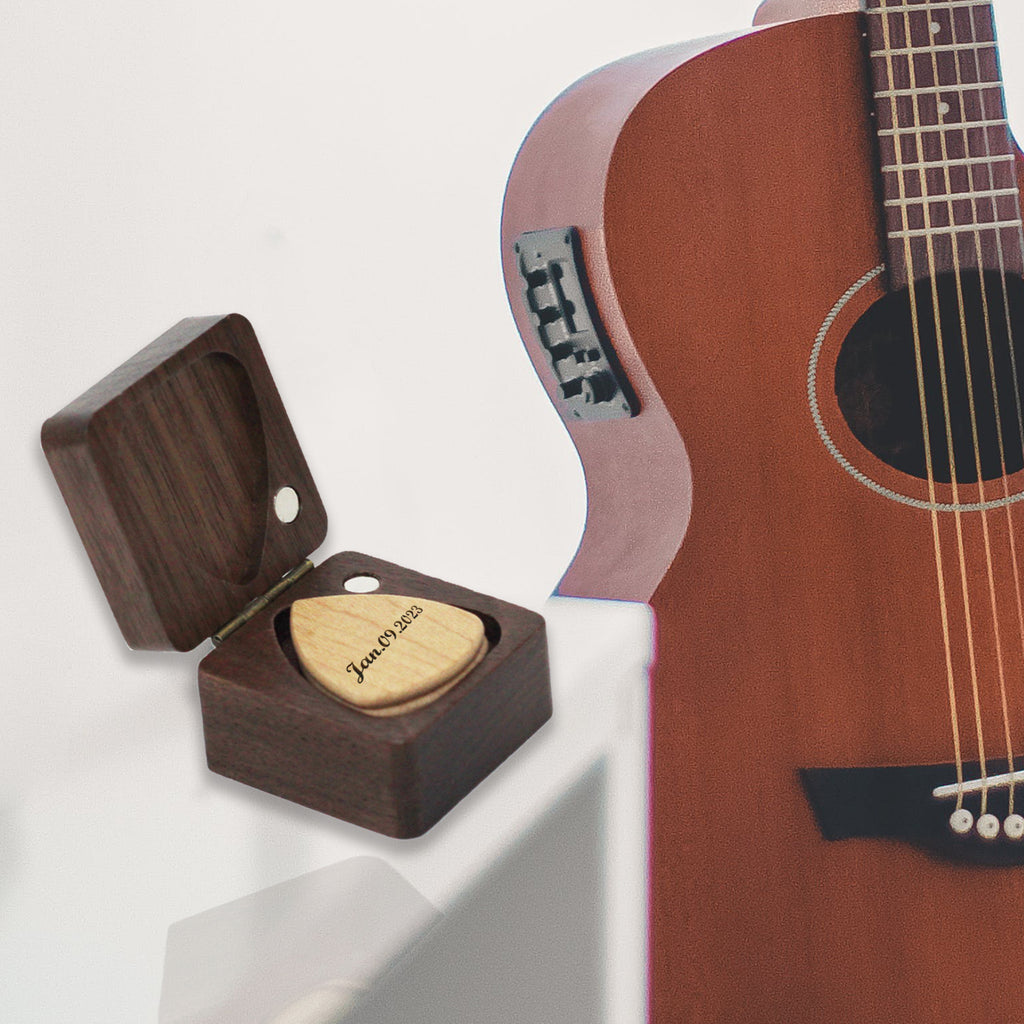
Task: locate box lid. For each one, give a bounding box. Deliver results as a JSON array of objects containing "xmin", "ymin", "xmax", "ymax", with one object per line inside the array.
[{"xmin": 42, "ymin": 314, "xmax": 329, "ymax": 651}]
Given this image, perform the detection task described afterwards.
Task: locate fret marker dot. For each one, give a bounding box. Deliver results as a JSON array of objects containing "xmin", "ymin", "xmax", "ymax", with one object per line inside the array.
[
  {"xmin": 1005, "ymin": 814, "xmax": 1024, "ymax": 841},
  {"xmin": 977, "ymin": 813, "xmax": 1001, "ymax": 840},
  {"xmin": 930, "ymin": 21, "xmax": 941, "ymax": 35},
  {"xmin": 938, "ymin": 101, "xmax": 951, "ymax": 117},
  {"xmin": 950, "ymin": 809, "xmax": 974, "ymax": 835}
]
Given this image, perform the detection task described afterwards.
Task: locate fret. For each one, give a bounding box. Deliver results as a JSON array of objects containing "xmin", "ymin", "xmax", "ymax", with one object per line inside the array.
[
  {"xmin": 872, "ymin": 61, "xmax": 1002, "ymax": 96},
  {"xmin": 883, "ymin": 187, "xmax": 1020, "ymax": 207},
  {"xmin": 876, "ymin": 138, "xmax": 1014, "ymax": 170},
  {"xmin": 890, "ymin": 220, "xmax": 1022, "ymax": 239},
  {"xmin": 865, "ymin": 3, "xmax": 995, "ymax": 44},
  {"xmin": 880, "ymin": 154, "xmax": 1017, "ymax": 173},
  {"xmin": 895, "ymin": 232, "xmax": 1024, "ymax": 290},
  {"xmin": 875, "ymin": 92, "xmax": 1005, "ymax": 133},
  {"xmin": 871, "ymin": 41, "xmax": 997, "ymax": 57},
  {"xmin": 881, "ymin": 161, "xmax": 1018, "ymax": 206},
  {"xmin": 866, "ymin": 1, "xmax": 994, "ymax": 13},
  {"xmin": 877, "ymin": 117, "xmax": 1009, "ymax": 136},
  {"xmin": 874, "ymin": 82, "xmax": 1002, "ymax": 99},
  {"xmin": 871, "ymin": 49, "xmax": 1000, "ymax": 89}
]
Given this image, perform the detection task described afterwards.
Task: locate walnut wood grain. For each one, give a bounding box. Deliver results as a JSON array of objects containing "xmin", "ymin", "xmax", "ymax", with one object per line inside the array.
[
  {"xmin": 502, "ymin": 10, "xmax": 1024, "ymax": 1023},
  {"xmin": 41, "ymin": 314, "xmax": 328, "ymax": 651},
  {"xmin": 199, "ymin": 553, "xmax": 551, "ymax": 838}
]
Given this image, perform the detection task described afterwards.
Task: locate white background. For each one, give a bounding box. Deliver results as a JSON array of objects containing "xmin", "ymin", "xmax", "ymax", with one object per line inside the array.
[
  {"xmin": 5, "ymin": 0, "xmax": 1024, "ymax": 645},
  {"xmin": 2, "ymin": 0, "xmax": 1023, "ymax": 1019}
]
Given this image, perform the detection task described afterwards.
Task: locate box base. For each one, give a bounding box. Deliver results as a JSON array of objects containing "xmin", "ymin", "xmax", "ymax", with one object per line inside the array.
[{"xmin": 198, "ymin": 552, "xmax": 552, "ymax": 837}]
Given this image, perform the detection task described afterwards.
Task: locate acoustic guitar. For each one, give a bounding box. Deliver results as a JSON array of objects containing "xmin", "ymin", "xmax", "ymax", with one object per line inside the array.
[{"xmin": 501, "ymin": 1, "xmax": 1024, "ymax": 1020}]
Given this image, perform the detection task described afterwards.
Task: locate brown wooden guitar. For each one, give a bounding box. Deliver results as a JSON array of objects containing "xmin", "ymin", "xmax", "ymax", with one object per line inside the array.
[{"xmin": 501, "ymin": 1, "xmax": 1024, "ymax": 1021}]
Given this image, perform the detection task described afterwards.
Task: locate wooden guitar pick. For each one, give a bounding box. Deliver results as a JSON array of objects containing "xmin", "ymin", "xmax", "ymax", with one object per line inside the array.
[{"xmin": 290, "ymin": 594, "xmax": 488, "ymax": 716}]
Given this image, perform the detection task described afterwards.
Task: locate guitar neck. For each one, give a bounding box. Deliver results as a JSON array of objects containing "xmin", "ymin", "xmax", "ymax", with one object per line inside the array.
[{"xmin": 865, "ymin": 0, "xmax": 1024, "ymax": 288}]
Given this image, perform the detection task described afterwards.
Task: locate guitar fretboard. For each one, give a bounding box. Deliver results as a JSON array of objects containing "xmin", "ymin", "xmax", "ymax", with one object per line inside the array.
[{"xmin": 865, "ymin": 0, "xmax": 1023, "ymax": 289}]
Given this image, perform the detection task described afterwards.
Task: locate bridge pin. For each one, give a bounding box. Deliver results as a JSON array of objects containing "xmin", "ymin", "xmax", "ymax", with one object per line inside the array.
[
  {"xmin": 976, "ymin": 813, "xmax": 1001, "ymax": 841},
  {"xmin": 1004, "ymin": 814, "xmax": 1024, "ymax": 841},
  {"xmin": 949, "ymin": 809, "xmax": 974, "ymax": 835}
]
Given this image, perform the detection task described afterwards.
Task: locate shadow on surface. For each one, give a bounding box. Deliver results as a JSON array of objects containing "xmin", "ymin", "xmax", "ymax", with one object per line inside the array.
[{"xmin": 341, "ymin": 762, "xmax": 607, "ymax": 1024}]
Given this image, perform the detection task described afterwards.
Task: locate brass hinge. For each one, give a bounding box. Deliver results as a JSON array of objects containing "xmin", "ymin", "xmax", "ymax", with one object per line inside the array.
[{"xmin": 211, "ymin": 559, "xmax": 315, "ymax": 646}]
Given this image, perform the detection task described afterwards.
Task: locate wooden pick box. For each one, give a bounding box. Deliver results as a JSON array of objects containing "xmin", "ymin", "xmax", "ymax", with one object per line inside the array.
[{"xmin": 41, "ymin": 314, "xmax": 551, "ymax": 838}]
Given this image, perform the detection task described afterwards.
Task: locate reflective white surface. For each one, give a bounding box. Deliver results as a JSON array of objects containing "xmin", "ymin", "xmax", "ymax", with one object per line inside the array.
[
  {"xmin": 160, "ymin": 857, "xmax": 441, "ymax": 1023},
  {"xmin": 0, "ymin": 598, "xmax": 651, "ymax": 1022}
]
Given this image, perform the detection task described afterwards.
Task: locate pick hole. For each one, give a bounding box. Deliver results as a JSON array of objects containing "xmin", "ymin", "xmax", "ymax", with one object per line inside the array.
[{"xmin": 344, "ymin": 574, "xmax": 380, "ymax": 593}]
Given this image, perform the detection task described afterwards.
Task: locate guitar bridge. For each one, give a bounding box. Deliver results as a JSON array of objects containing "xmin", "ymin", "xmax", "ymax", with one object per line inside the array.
[
  {"xmin": 801, "ymin": 762, "xmax": 1024, "ymax": 867},
  {"xmin": 514, "ymin": 228, "xmax": 637, "ymax": 422}
]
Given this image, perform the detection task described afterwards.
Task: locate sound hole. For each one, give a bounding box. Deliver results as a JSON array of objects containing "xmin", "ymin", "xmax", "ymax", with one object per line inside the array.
[{"xmin": 835, "ymin": 273, "xmax": 1024, "ymax": 484}]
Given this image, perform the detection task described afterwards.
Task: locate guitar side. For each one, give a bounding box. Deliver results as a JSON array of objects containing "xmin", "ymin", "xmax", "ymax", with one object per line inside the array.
[
  {"xmin": 500, "ymin": 35, "xmax": 756, "ymax": 602},
  {"xmin": 502, "ymin": 10, "xmax": 1024, "ymax": 1024}
]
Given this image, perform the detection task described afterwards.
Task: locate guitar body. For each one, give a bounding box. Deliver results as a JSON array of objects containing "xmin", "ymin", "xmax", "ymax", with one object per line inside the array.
[{"xmin": 502, "ymin": 10, "xmax": 1024, "ymax": 1024}]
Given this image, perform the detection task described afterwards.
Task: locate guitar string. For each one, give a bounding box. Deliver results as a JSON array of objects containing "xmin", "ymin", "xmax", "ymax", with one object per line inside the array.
[
  {"xmin": 960, "ymin": 0, "xmax": 1022, "ymax": 814},
  {"xmin": 913, "ymin": 0, "xmax": 1007, "ymax": 815},
  {"xmin": 924, "ymin": 0, "xmax": 1015, "ymax": 818},
  {"xmin": 891, "ymin": 0, "xmax": 991, "ymax": 815},
  {"xmin": 877, "ymin": 0, "xmax": 966, "ymax": 807}
]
